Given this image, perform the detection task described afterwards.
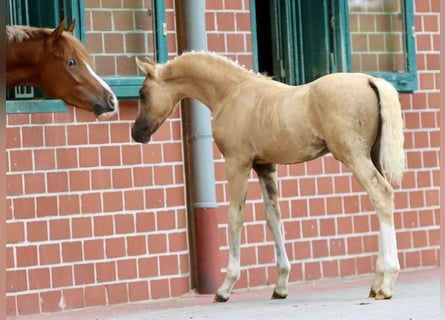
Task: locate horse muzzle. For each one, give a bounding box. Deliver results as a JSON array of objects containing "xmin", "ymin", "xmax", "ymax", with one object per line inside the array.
[
  {"xmin": 131, "ymin": 118, "xmax": 156, "ymax": 143},
  {"xmin": 94, "ymin": 94, "xmax": 119, "ymax": 120}
]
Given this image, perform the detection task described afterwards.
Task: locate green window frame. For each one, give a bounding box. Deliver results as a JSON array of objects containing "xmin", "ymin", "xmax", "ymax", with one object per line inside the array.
[
  {"xmin": 251, "ymin": 0, "xmax": 416, "ymax": 92},
  {"xmin": 6, "ymin": 0, "xmax": 167, "ymax": 114}
]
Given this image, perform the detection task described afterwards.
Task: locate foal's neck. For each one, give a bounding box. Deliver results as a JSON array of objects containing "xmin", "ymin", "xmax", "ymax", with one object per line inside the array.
[{"xmin": 169, "ymin": 54, "xmax": 250, "ymax": 111}]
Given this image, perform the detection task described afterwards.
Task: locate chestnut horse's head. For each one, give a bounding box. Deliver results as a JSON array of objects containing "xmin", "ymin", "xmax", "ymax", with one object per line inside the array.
[
  {"xmin": 8, "ymin": 19, "xmax": 118, "ymax": 119},
  {"xmin": 132, "ymin": 57, "xmax": 177, "ymax": 143}
]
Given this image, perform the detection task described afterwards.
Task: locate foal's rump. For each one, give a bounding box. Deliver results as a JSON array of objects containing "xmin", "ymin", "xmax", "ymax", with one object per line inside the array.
[{"xmin": 309, "ymin": 73, "xmax": 404, "ymax": 183}]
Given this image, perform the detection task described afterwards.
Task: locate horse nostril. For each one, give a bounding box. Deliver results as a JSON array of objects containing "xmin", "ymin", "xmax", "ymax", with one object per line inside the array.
[{"xmin": 108, "ymin": 95, "xmax": 116, "ymax": 110}]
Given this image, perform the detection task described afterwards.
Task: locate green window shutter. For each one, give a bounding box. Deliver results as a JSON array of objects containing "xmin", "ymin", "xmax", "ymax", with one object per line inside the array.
[{"xmin": 251, "ymin": 0, "xmax": 416, "ymax": 92}]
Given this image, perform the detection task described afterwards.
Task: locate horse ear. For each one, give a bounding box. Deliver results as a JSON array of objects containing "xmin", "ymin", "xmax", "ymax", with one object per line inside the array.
[
  {"xmin": 48, "ymin": 18, "xmax": 66, "ymax": 45},
  {"xmin": 135, "ymin": 56, "xmax": 157, "ymax": 79},
  {"xmin": 66, "ymin": 19, "xmax": 76, "ymax": 33}
]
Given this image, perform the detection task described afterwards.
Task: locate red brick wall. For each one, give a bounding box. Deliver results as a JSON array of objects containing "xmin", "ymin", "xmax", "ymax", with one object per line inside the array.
[{"xmin": 5, "ymin": 0, "xmax": 439, "ymax": 316}]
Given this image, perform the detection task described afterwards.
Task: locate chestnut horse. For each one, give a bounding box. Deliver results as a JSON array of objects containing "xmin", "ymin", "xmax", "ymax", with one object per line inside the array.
[
  {"xmin": 6, "ymin": 18, "xmax": 118, "ymax": 120},
  {"xmin": 132, "ymin": 52, "xmax": 405, "ymax": 302}
]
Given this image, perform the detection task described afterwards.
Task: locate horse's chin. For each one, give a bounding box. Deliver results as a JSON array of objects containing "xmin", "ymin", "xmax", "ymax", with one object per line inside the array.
[
  {"xmin": 132, "ymin": 133, "xmax": 151, "ymax": 144},
  {"xmin": 97, "ymin": 110, "xmax": 117, "ymax": 121}
]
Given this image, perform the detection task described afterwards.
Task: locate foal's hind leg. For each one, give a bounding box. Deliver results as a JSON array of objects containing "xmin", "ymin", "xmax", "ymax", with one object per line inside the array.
[
  {"xmin": 253, "ymin": 163, "xmax": 291, "ymax": 299},
  {"xmin": 348, "ymin": 158, "xmax": 400, "ymax": 299}
]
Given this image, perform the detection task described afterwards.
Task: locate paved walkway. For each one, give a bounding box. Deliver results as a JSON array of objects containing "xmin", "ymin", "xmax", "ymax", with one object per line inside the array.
[{"xmin": 11, "ymin": 267, "xmax": 440, "ymax": 320}]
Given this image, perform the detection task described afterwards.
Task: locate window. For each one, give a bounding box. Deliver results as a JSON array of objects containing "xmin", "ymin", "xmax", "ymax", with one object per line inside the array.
[
  {"xmin": 6, "ymin": 0, "xmax": 167, "ymax": 113},
  {"xmin": 251, "ymin": 0, "xmax": 416, "ymax": 92}
]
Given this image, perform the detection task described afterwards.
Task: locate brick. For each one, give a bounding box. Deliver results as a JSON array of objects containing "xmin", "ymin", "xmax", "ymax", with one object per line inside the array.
[
  {"xmin": 6, "ymin": 173, "xmax": 23, "ymax": 195},
  {"xmin": 23, "ymin": 173, "xmax": 45, "ymax": 194},
  {"xmin": 117, "ymin": 259, "xmax": 137, "ymax": 279},
  {"xmin": 34, "ymin": 149, "xmax": 56, "ymax": 170},
  {"xmin": 294, "ymin": 241, "xmax": 311, "ymax": 259},
  {"xmin": 145, "ymin": 188, "xmax": 165, "ymax": 208},
  {"xmin": 79, "ymin": 147, "xmax": 100, "ymax": 167},
  {"xmin": 330, "ymin": 238, "xmax": 346, "ymax": 256},
  {"xmin": 129, "ymin": 281, "xmax": 149, "ymax": 302},
  {"xmin": 126, "ymin": 235, "xmax": 146, "ymax": 257},
  {"xmin": 27, "ymin": 221, "xmax": 48, "ymax": 242},
  {"xmin": 6, "ymin": 270, "xmax": 28, "ymax": 292},
  {"xmin": 16, "ymin": 245, "xmax": 37, "ymax": 267},
  {"xmin": 17, "ymin": 293, "xmax": 40, "ymax": 315},
  {"xmin": 39, "ymin": 244, "xmax": 61, "ymax": 265},
  {"xmin": 100, "ymin": 146, "xmax": 121, "ymax": 166},
  {"xmin": 56, "ymin": 149, "xmax": 78, "ymax": 169},
  {"xmin": 135, "ymin": 212, "xmax": 156, "ymax": 232},
  {"xmin": 6, "ymin": 295, "xmax": 17, "ymax": 316},
  {"xmin": 84, "ymin": 239, "xmax": 105, "ymax": 260},
  {"xmin": 106, "ymin": 237, "xmax": 126, "ymax": 258},
  {"xmin": 322, "ymin": 260, "xmax": 339, "ymax": 278},
  {"xmin": 69, "ymin": 170, "xmax": 91, "ymax": 192},
  {"xmin": 124, "ymin": 189, "xmax": 145, "ymax": 211},
  {"xmin": 85, "ymin": 285, "xmax": 106, "ymax": 307},
  {"xmin": 6, "ymin": 247, "xmax": 14, "ymax": 268},
  {"xmin": 80, "ymin": 192, "xmax": 102, "ymax": 214},
  {"xmin": 46, "ymin": 171, "xmax": 69, "ymax": 193},
  {"xmin": 91, "ymin": 11, "xmax": 112, "ymax": 30},
  {"xmin": 96, "ymin": 261, "xmax": 116, "ymax": 282},
  {"xmin": 22, "ymin": 126, "xmax": 44, "ymax": 147},
  {"xmin": 157, "ymin": 210, "xmax": 176, "ymax": 230},
  {"xmin": 74, "ymin": 263, "xmax": 95, "ymax": 285},
  {"xmin": 113, "ymin": 213, "xmax": 134, "ymax": 234},
  {"xmin": 59, "ymin": 194, "xmax": 80, "ymax": 215},
  {"xmin": 148, "ymin": 234, "xmax": 167, "ymax": 254},
  {"xmin": 9, "ymin": 150, "xmax": 33, "ymax": 171},
  {"xmin": 103, "ymin": 191, "xmax": 123, "ymax": 213},
  {"xmin": 112, "ymin": 168, "xmax": 133, "ymax": 188},
  {"xmin": 150, "ymin": 278, "xmax": 170, "ymax": 299},
  {"xmin": 71, "ymin": 217, "xmax": 93, "ymax": 238},
  {"xmin": 104, "ymin": 33, "xmax": 124, "ymax": 53},
  {"xmin": 107, "ymin": 283, "xmax": 128, "ymax": 305},
  {"xmin": 62, "ymin": 241, "xmax": 83, "ymax": 263},
  {"xmin": 166, "ymin": 187, "xmax": 185, "ymax": 207},
  {"xmin": 40, "ymin": 290, "xmax": 62, "ymax": 313},
  {"xmin": 301, "ymin": 219, "xmax": 318, "ymax": 238},
  {"xmin": 49, "ymin": 219, "xmax": 71, "ymax": 240},
  {"xmin": 168, "ymin": 232, "xmax": 188, "ymax": 252},
  {"xmin": 94, "ymin": 215, "xmax": 114, "ymax": 236},
  {"xmin": 52, "ymin": 266, "xmax": 73, "ymax": 288},
  {"xmin": 28, "ymin": 268, "xmax": 50, "ymax": 290},
  {"xmin": 7, "ymin": 221, "xmax": 25, "ymax": 243},
  {"xmin": 67, "ymin": 125, "xmax": 88, "ymax": 145},
  {"xmin": 88, "ymin": 123, "xmax": 110, "ymax": 144},
  {"xmin": 139, "ymin": 257, "xmax": 159, "ymax": 277},
  {"xmin": 304, "ymin": 261, "xmax": 321, "ymax": 280}
]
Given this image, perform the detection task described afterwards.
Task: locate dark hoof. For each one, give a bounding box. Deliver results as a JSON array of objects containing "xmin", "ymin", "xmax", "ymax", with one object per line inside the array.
[
  {"xmin": 271, "ymin": 290, "xmax": 287, "ymax": 299},
  {"xmin": 214, "ymin": 294, "xmax": 229, "ymax": 303},
  {"xmin": 369, "ymin": 288, "xmax": 392, "ymax": 300}
]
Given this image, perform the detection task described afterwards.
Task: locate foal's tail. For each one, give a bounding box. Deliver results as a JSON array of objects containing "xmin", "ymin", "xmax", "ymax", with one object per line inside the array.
[{"xmin": 370, "ymin": 78, "xmax": 405, "ymax": 185}]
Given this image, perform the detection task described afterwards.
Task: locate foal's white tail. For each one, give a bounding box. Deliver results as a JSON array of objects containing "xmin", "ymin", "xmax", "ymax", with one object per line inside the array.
[{"xmin": 371, "ymin": 78, "xmax": 405, "ymax": 185}]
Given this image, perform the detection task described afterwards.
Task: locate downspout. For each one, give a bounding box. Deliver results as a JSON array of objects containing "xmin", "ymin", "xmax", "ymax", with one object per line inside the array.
[{"xmin": 180, "ymin": 0, "xmax": 220, "ymax": 294}]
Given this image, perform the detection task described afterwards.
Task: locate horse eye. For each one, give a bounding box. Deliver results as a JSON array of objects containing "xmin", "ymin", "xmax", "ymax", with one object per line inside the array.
[
  {"xmin": 68, "ymin": 58, "xmax": 77, "ymax": 66},
  {"xmin": 139, "ymin": 90, "xmax": 145, "ymax": 100}
]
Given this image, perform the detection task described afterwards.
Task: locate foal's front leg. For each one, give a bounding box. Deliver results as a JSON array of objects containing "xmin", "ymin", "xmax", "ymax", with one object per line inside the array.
[{"xmin": 214, "ymin": 160, "xmax": 250, "ymax": 302}]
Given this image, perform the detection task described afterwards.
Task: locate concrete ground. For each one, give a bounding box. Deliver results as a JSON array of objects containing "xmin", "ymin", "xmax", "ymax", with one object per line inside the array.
[{"xmin": 11, "ymin": 267, "xmax": 440, "ymax": 320}]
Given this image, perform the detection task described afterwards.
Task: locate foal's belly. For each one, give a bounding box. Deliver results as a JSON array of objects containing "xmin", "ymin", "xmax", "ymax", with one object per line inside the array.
[{"xmin": 254, "ymin": 138, "xmax": 329, "ymax": 165}]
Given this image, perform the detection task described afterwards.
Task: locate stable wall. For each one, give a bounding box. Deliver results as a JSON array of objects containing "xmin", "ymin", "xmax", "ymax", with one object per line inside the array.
[{"xmin": 5, "ymin": 0, "xmax": 439, "ymax": 316}]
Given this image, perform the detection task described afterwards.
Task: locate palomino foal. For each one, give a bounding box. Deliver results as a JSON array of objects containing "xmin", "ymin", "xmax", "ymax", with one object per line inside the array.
[
  {"xmin": 6, "ymin": 18, "xmax": 118, "ymax": 120},
  {"xmin": 132, "ymin": 52, "xmax": 404, "ymax": 302}
]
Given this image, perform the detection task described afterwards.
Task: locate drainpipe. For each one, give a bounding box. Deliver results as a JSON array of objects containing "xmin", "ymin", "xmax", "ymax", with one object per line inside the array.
[{"xmin": 182, "ymin": 0, "xmax": 220, "ymax": 294}]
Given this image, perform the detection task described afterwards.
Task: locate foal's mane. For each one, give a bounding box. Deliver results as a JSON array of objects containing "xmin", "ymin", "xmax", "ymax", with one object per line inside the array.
[
  {"xmin": 6, "ymin": 25, "xmax": 91, "ymax": 64},
  {"xmin": 163, "ymin": 51, "xmax": 265, "ymax": 82}
]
